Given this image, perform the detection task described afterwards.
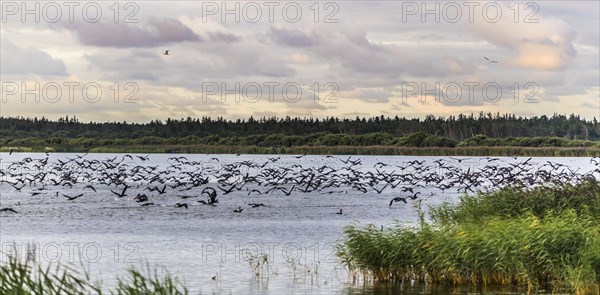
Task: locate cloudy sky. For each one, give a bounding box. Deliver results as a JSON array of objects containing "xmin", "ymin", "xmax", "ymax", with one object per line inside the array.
[{"xmin": 1, "ymin": 1, "xmax": 598, "ymax": 122}]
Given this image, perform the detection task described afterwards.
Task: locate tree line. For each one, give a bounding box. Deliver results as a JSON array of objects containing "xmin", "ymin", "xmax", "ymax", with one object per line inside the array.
[{"xmin": 1, "ymin": 112, "xmax": 599, "ymax": 143}]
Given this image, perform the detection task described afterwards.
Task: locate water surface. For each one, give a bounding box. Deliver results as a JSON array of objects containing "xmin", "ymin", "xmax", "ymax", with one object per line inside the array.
[{"xmin": 1, "ymin": 153, "xmax": 596, "ymax": 294}]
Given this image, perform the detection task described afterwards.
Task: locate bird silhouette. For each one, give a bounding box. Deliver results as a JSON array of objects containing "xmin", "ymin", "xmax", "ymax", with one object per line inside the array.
[
  {"xmin": 111, "ymin": 185, "xmax": 129, "ymax": 198},
  {"xmin": 9, "ymin": 148, "xmax": 20, "ymax": 155},
  {"xmin": 484, "ymin": 56, "xmax": 498, "ymax": 63},
  {"xmin": 134, "ymin": 193, "xmax": 148, "ymax": 203},
  {"xmin": 0, "ymin": 207, "xmax": 18, "ymax": 213},
  {"xmin": 63, "ymin": 193, "xmax": 83, "ymax": 201},
  {"xmin": 83, "ymin": 185, "xmax": 97, "ymax": 192},
  {"xmin": 389, "ymin": 196, "xmax": 407, "ymax": 206}
]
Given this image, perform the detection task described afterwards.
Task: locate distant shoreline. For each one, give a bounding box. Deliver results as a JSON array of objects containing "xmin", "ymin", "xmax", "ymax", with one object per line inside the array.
[
  {"xmin": 3, "ymin": 114, "xmax": 599, "ymax": 157},
  {"xmin": 2, "ymin": 145, "xmax": 599, "ymax": 157}
]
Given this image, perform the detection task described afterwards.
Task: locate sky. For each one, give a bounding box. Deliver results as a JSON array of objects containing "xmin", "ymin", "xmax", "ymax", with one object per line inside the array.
[{"xmin": 0, "ymin": 0, "xmax": 599, "ymax": 122}]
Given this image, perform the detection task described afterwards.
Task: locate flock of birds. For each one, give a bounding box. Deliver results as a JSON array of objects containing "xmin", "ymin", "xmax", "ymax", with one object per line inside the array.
[{"xmin": 1, "ymin": 153, "xmax": 599, "ymax": 215}]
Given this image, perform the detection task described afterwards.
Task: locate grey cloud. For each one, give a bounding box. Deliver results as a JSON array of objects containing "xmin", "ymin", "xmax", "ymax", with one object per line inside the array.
[
  {"xmin": 84, "ymin": 50, "xmax": 165, "ymax": 81},
  {"xmin": 581, "ymin": 102, "xmax": 599, "ymax": 109},
  {"xmin": 305, "ymin": 29, "xmax": 459, "ymax": 80},
  {"xmin": 0, "ymin": 40, "xmax": 68, "ymax": 76},
  {"xmin": 268, "ymin": 26, "xmax": 322, "ymax": 47},
  {"xmin": 83, "ymin": 43, "xmax": 297, "ymax": 90},
  {"xmin": 57, "ymin": 17, "xmax": 201, "ymax": 48},
  {"xmin": 208, "ymin": 32, "xmax": 241, "ymax": 43},
  {"xmin": 345, "ymin": 88, "xmax": 392, "ymax": 103}
]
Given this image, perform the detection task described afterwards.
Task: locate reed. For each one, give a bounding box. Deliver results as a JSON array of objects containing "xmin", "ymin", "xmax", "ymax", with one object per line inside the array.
[
  {"xmin": 337, "ymin": 180, "xmax": 600, "ymax": 294},
  {"xmin": 2, "ymin": 145, "xmax": 599, "ymax": 157},
  {"xmin": 430, "ymin": 178, "xmax": 600, "ymax": 226},
  {"xmin": 113, "ymin": 263, "xmax": 188, "ymax": 295},
  {"xmin": 0, "ymin": 254, "xmax": 188, "ymax": 295},
  {"xmin": 247, "ymin": 253, "xmax": 275, "ymax": 279}
]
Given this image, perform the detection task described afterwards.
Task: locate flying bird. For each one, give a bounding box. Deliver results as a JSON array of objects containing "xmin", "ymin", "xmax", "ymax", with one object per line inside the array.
[
  {"xmin": 484, "ymin": 56, "xmax": 498, "ymax": 63},
  {"xmin": 8, "ymin": 148, "xmax": 20, "ymax": 155},
  {"xmin": 0, "ymin": 207, "xmax": 18, "ymax": 213},
  {"xmin": 389, "ymin": 196, "xmax": 408, "ymax": 206},
  {"xmin": 163, "ymin": 50, "xmax": 170, "ymax": 55},
  {"xmin": 63, "ymin": 193, "xmax": 83, "ymax": 201},
  {"xmin": 111, "ymin": 185, "xmax": 129, "ymax": 198}
]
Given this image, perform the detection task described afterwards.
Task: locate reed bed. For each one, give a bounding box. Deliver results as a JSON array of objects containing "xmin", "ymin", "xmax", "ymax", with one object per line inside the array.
[
  {"xmin": 337, "ymin": 179, "xmax": 600, "ymax": 294},
  {"xmin": 0, "ymin": 254, "xmax": 188, "ymax": 295},
  {"xmin": 430, "ymin": 179, "xmax": 600, "ymax": 225},
  {"xmin": 3, "ymin": 145, "xmax": 599, "ymax": 157}
]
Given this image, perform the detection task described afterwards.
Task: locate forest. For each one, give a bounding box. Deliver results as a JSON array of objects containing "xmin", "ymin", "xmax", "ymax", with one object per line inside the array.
[
  {"xmin": 2, "ymin": 112, "xmax": 599, "ymax": 140},
  {"xmin": 1, "ymin": 113, "xmax": 599, "ymax": 154}
]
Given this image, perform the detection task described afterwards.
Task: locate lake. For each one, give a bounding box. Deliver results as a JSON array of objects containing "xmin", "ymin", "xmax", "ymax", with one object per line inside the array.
[{"xmin": 0, "ymin": 153, "xmax": 597, "ymax": 294}]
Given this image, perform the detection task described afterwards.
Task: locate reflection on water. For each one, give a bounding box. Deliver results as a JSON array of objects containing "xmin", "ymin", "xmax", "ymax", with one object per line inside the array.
[{"xmin": 343, "ymin": 283, "xmax": 547, "ymax": 295}]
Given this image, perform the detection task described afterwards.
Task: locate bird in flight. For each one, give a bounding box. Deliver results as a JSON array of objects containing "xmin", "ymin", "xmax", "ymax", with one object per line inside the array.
[
  {"xmin": 484, "ymin": 57, "xmax": 498, "ymax": 63},
  {"xmin": 9, "ymin": 148, "xmax": 20, "ymax": 155},
  {"xmin": 0, "ymin": 207, "xmax": 18, "ymax": 213},
  {"xmin": 389, "ymin": 196, "xmax": 407, "ymax": 206},
  {"xmin": 163, "ymin": 50, "xmax": 170, "ymax": 56},
  {"xmin": 63, "ymin": 193, "xmax": 83, "ymax": 201}
]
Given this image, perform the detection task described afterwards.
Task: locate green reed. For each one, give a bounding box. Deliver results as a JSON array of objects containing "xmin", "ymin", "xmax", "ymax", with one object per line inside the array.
[
  {"xmin": 0, "ymin": 254, "xmax": 188, "ymax": 295},
  {"xmin": 337, "ymin": 180, "xmax": 600, "ymax": 294},
  {"xmin": 2, "ymin": 145, "xmax": 599, "ymax": 157}
]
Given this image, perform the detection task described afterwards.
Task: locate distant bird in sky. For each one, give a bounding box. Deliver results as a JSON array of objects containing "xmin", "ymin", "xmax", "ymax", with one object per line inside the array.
[
  {"xmin": 484, "ymin": 56, "xmax": 498, "ymax": 63},
  {"xmin": 163, "ymin": 50, "xmax": 170, "ymax": 56}
]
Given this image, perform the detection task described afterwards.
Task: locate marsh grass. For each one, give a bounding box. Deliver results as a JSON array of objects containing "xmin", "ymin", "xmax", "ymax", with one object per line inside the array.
[
  {"xmin": 337, "ymin": 180, "xmax": 600, "ymax": 294},
  {"xmin": 2, "ymin": 145, "xmax": 599, "ymax": 156},
  {"xmin": 430, "ymin": 179, "xmax": 600, "ymax": 225},
  {"xmin": 247, "ymin": 252, "xmax": 275, "ymax": 279},
  {"xmin": 287, "ymin": 257, "xmax": 321, "ymax": 285},
  {"xmin": 0, "ymin": 251, "xmax": 188, "ymax": 295},
  {"xmin": 113, "ymin": 263, "xmax": 188, "ymax": 295}
]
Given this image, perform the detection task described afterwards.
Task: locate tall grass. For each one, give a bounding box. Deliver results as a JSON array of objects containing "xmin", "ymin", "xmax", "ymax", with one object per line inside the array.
[
  {"xmin": 247, "ymin": 253, "xmax": 275, "ymax": 279},
  {"xmin": 430, "ymin": 179, "xmax": 600, "ymax": 225},
  {"xmin": 0, "ymin": 254, "xmax": 101, "ymax": 294},
  {"xmin": 337, "ymin": 180, "xmax": 600, "ymax": 294},
  {"xmin": 0, "ymin": 254, "xmax": 188, "ymax": 295},
  {"xmin": 3, "ymin": 145, "xmax": 599, "ymax": 156}
]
